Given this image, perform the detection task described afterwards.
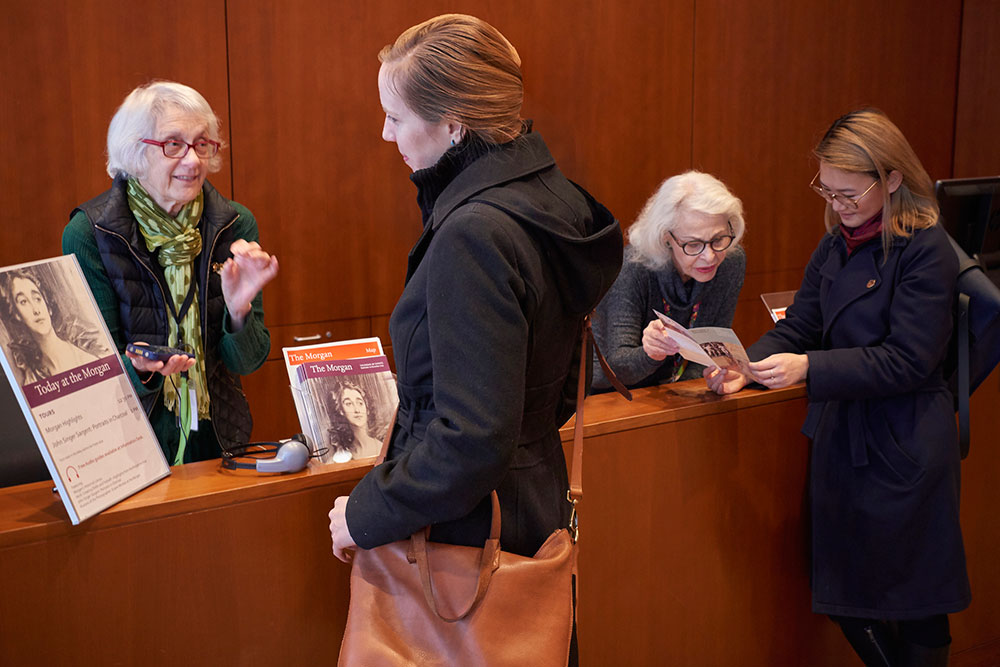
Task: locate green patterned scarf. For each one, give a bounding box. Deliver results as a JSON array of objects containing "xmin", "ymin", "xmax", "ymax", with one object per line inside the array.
[{"xmin": 126, "ymin": 178, "xmax": 211, "ymax": 423}]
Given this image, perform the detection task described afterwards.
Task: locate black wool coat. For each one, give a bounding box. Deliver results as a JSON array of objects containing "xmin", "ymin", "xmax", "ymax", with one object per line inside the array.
[
  {"xmin": 346, "ymin": 133, "xmax": 623, "ymax": 557},
  {"xmin": 749, "ymin": 222, "xmax": 970, "ymax": 619}
]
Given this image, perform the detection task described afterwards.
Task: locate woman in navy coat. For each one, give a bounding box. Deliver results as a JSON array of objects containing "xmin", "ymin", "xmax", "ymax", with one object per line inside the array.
[{"xmin": 707, "ymin": 109, "xmax": 968, "ymax": 666}]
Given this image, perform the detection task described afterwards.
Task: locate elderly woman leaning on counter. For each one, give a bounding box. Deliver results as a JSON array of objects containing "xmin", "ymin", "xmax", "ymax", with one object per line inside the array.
[
  {"xmin": 591, "ymin": 170, "xmax": 746, "ymax": 390},
  {"xmin": 62, "ymin": 81, "xmax": 278, "ymax": 466}
]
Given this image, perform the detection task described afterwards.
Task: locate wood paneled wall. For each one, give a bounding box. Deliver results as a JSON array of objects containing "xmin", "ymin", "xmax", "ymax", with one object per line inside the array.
[
  {"xmin": 1, "ymin": 0, "xmax": 997, "ymax": 441},
  {"xmin": 0, "ymin": 0, "xmax": 232, "ymax": 263},
  {"xmin": 692, "ymin": 0, "xmax": 964, "ymax": 342},
  {"xmin": 953, "ymin": 0, "xmax": 1000, "ymax": 177}
]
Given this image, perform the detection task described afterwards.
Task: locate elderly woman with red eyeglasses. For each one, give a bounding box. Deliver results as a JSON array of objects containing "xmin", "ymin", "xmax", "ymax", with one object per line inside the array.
[{"xmin": 63, "ymin": 80, "xmax": 278, "ymax": 465}]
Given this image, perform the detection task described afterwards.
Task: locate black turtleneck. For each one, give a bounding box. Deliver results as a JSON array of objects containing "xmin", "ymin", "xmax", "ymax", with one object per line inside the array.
[{"xmin": 409, "ymin": 137, "xmax": 497, "ymax": 226}]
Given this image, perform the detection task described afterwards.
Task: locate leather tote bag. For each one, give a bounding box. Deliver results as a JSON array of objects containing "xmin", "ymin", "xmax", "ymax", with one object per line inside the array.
[
  {"xmin": 337, "ymin": 319, "xmax": 629, "ymax": 666},
  {"xmin": 337, "ymin": 490, "xmax": 575, "ymax": 666}
]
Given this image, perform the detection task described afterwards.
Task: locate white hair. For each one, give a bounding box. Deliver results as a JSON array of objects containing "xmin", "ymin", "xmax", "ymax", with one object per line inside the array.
[
  {"xmin": 105, "ymin": 80, "xmax": 224, "ymax": 179},
  {"xmin": 627, "ymin": 170, "xmax": 746, "ymax": 270}
]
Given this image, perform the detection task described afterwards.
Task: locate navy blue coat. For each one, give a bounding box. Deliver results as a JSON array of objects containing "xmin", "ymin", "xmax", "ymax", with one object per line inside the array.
[
  {"xmin": 346, "ymin": 133, "xmax": 623, "ymax": 557},
  {"xmin": 749, "ymin": 223, "xmax": 970, "ymax": 619}
]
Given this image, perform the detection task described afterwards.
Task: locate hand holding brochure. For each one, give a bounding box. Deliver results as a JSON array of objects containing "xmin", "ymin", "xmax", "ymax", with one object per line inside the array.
[{"xmin": 652, "ymin": 309, "xmax": 754, "ymax": 377}]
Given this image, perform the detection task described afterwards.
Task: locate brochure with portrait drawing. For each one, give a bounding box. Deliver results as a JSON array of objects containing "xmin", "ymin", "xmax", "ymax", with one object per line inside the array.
[
  {"xmin": 0, "ymin": 256, "xmax": 169, "ymax": 524},
  {"xmin": 653, "ymin": 309, "xmax": 754, "ymax": 377},
  {"xmin": 282, "ymin": 338, "xmax": 397, "ymax": 464}
]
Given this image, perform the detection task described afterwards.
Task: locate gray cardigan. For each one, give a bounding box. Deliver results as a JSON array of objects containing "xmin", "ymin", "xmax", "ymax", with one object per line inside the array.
[{"xmin": 592, "ymin": 245, "xmax": 745, "ymax": 389}]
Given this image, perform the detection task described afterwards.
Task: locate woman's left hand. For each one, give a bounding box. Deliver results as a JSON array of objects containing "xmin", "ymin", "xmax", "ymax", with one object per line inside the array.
[
  {"xmin": 329, "ymin": 496, "xmax": 358, "ymax": 563},
  {"xmin": 748, "ymin": 353, "xmax": 809, "ymax": 389},
  {"xmin": 221, "ymin": 239, "xmax": 279, "ymax": 331}
]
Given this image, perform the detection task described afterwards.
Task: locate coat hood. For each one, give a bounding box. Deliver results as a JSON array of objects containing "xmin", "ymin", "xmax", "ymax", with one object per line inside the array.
[{"xmin": 428, "ymin": 132, "xmax": 623, "ymax": 316}]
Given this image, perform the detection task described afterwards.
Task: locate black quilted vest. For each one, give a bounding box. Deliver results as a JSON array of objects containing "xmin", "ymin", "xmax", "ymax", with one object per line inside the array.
[{"xmin": 72, "ymin": 176, "xmax": 252, "ymax": 451}]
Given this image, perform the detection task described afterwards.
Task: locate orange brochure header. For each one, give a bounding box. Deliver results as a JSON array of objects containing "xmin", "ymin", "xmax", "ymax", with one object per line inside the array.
[{"xmin": 283, "ymin": 339, "xmax": 382, "ymax": 366}]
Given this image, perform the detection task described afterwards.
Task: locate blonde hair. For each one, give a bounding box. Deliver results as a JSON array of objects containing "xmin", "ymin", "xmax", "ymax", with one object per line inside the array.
[
  {"xmin": 627, "ymin": 171, "xmax": 746, "ymax": 271},
  {"xmin": 106, "ymin": 80, "xmax": 224, "ymax": 179},
  {"xmin": 378, "ymin": 14, "xmax": 525, "ymax": 145},
  {"xmin": 813, "ymin": 108, "xmax": 938, "ymax": 255}
]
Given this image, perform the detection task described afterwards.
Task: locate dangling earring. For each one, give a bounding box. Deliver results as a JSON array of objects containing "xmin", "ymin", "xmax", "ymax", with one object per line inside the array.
[{"xmin": 450, "ymin": 138, "xmax": 456, "ymax": 146}]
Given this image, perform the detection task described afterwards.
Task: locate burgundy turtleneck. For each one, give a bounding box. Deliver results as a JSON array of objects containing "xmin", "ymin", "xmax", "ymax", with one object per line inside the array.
[{"xmin": 840, "ymin": 211, "xmax": 883, "ymax": 255}]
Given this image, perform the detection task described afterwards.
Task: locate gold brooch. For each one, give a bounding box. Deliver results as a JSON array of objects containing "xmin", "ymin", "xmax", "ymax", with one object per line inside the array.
[{"xmin": 866, "ymin": 279, "xmax": 876, "ymax": 288}]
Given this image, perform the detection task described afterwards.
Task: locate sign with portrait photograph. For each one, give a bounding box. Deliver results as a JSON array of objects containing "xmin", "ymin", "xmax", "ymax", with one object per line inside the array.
[{"xmin": 0, "ymin": 256, "xmax": 169, "ymax": 524}]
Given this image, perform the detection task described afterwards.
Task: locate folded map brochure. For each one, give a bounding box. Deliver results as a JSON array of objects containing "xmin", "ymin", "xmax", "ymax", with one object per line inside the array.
[{"xmin": 652, "ymin": 310, "xmax": 753, "ymax": 377}]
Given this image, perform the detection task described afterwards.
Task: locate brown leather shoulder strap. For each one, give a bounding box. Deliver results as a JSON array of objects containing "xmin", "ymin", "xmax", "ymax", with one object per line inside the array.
[
  {"xmin": 570, "ymin": 315, "xmax": 632, "ymax": 501},
  {"xmin": 588, "ymin": 317, "xmax": 632, "ymax": 401}
]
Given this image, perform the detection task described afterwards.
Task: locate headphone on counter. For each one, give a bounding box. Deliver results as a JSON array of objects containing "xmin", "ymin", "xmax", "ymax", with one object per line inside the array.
[{"xmin": 221, "ymin": 434, "xmax": 324, "ymax": 473}]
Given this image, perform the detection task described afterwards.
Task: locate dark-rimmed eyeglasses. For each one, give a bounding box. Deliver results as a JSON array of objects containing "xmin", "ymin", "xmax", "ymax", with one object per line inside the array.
[
  {"xmin": 669, "ymin": 221, "xmax": 735, "ymax": 256},
  {"xmin": 809, "ymin": 171, "xmax": 878, "ymax": 211},
  {"xmin": 141, "ymin": 138, "xmax": 220, "ymax": 159}
]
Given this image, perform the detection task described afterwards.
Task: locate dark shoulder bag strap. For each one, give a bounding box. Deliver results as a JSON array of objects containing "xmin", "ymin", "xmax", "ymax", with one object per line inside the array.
[{"xmin": 957, "ymin": 292, "xmax": 971, "ymax": 458}]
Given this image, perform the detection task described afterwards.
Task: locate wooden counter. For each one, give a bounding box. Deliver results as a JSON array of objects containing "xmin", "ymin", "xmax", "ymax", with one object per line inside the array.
[
  {"xmin": 1, "ymin": 376, "xmax": 997, "ymax": 665},
  {"xmin": 567, "ymin": 377, "xmax": 1000, "ymax": 666}
]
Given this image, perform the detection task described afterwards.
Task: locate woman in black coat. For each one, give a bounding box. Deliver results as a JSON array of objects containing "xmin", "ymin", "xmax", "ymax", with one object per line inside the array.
[
  {"xmin": 707, "ymin": 109, "xmax": 968, "ymax": 667},
  {"xmin": 327, "ymin": 13, "xmax": 623, "ymax": 659}
]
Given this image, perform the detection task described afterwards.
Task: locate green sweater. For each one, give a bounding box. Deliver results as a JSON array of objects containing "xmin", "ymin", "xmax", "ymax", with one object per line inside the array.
[{"xmin": 62, "ymin": 198, "xmax": 270, "ymax": 462}]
